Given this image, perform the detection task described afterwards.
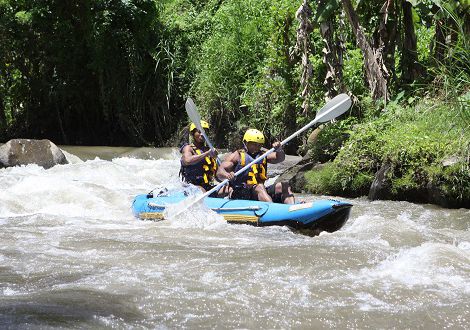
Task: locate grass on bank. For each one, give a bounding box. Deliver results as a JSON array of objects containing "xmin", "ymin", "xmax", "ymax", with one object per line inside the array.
[{"xmin": 305, "ymin": 93, "xmax": 470, "ymax": 206}]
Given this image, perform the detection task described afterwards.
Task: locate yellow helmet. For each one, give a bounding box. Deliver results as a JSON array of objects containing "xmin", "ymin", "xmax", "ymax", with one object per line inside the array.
[
  {"xmin": 189, "ymin": 120, "xmax": 209, "ymax": 132},
  {"xmin": 243, "ymin": 128, "xmax": 265, "ymax": 144}
]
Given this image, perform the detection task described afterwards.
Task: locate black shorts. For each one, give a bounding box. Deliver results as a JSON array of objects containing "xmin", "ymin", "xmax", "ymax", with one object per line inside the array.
[
  {"xmin": 266, "ymin": 184, "xmax": 284, "ymax": 203},
  {"xmin": 230, "ymin": 184, "xmax": 257, "ymax": 201},
  {"xmin": 230, "ymin": 184, "xmax": 283, "ymax": 203}
]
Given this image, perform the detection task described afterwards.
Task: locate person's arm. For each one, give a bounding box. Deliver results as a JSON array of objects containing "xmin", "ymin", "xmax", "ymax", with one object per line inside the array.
[
  {"xmin": 181, "ymin": 145, "xmax": 216, "ymax": 166},
  {"xmin": 216, "ymin": 152, "xmax": 239, "ymax": 181},
  {"xmin": 267, "ymin": 141, "xmax": 285, "ymax": 164}
]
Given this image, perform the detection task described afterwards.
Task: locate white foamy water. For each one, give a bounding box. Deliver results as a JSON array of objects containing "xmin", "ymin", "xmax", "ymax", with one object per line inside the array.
[{"xmin": 0, "ymin": 147, "xmax": 469, "ymax": 328}]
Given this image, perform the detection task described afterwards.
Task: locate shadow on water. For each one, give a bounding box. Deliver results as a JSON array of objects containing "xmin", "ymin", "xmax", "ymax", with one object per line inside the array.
[{"xmin": 0, "ymin": 288, "xmax": 143, "ymax": 327}]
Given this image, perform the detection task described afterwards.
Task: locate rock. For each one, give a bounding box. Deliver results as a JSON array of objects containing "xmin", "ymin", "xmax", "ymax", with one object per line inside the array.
[
  {"xmin": 275, "ymin": 161, "xmax": 320, "ymax": 193},
  {"xmin": 0, "ymin": 139, "xmax": 68, "ymax": 169},
  {"xmin": 368, "ymin": 162, "xmax": 392, "ymax": 201},
  {"xmin": 307, "ymin": 126, "xmax": 322, "ymax": 144},
  {"xmin": 369, "ymin": 162, "xmax": 439, "ymax": 204},
  {"xmin": 442, "ymin": 156, "xmax": 461, "ymax": 167}
]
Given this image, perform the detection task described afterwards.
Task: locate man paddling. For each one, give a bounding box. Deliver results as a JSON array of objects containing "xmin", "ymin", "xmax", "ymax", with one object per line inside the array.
[
  {"xmin": 179, "ymin": 120, "xmax": 230, "ymax": 197},
  {"xmin": 217, "ymin": 128, "xmax": 295, "ymax": 204}
]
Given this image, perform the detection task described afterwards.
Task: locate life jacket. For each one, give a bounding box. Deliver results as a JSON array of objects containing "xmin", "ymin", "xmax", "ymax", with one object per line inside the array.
[
  {"xmin": 179, "ymin": 143, "xmax": 217, "ymax": 186},
  {"xmin": 232, "ymin": 149, "xmax": 267, "ymax": 187}
]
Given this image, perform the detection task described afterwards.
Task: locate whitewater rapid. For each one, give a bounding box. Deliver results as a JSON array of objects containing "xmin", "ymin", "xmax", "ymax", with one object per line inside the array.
[{"xmin": 1, "ymin": 148, "xmax": 469, "ymax": 328}]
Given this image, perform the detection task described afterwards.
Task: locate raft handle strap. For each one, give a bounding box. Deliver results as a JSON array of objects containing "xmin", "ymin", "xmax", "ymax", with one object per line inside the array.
[
  {"xmin": 212, "ymin": 206, "xmax": 261, "ymax": 212},
  {"xmin": 148, "ymin": 202, "xmax": 261, "ymax": 212}
]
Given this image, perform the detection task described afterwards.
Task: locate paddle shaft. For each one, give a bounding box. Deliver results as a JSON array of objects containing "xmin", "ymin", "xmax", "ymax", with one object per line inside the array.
[
  {"xmin": 174, "ymin": 94, "xmax": 351, "ymax": 216},
  {"xmin": 202, "ymin": 95, "xmax": 351, "ymax": 198},
  {"xmin": 198, "ymin": 129, "xmax": 221, "ymax": 165},
  {"xmin": 200, "ymin": 131, "xmax": 220, "ymax": 164}
]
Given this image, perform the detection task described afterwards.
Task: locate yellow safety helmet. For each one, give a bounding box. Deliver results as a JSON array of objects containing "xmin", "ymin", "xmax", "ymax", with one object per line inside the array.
[
  {"xmin": 189, "ymin": 120, "xmax": 209, "ymax": 133},
  {"xmin": 243, "ymin": 128, "xmax": 265, "ymax": 144}
]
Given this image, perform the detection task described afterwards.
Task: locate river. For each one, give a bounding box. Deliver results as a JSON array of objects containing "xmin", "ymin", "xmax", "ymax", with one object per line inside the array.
[{"xmin": 1, "ymin": 147, "xmax": 469, "ymax": 328}]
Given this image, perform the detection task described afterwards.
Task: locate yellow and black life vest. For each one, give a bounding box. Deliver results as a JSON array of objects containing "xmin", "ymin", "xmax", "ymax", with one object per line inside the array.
[
  {"xmin": 180, "ymin": 144, "xmax": 217, "ymax": 186},
  {"xmin": 233, "ymin": 149, "xmax": 267, "ymax": 187}
]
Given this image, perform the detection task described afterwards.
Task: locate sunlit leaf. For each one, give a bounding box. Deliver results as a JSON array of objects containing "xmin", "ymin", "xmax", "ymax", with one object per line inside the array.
[{"xmin": 14, "ymin": 10, "xmax": 32, "ymax": 24}]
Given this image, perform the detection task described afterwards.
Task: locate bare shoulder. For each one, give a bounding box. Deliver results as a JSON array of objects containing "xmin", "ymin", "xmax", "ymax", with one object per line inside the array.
[
  {"xmin": 224, "ymin": 150, "xmax": 240, "ymax": 163},
  {"xmin": 182, "ymin": 144, "xmax": 195, "ymax": 155}
]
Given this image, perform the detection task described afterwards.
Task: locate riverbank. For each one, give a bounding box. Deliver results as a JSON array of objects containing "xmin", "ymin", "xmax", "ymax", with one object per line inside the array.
[{"xmin": 303, "ymin": 94, "xmax": 470, "ymax": 209}]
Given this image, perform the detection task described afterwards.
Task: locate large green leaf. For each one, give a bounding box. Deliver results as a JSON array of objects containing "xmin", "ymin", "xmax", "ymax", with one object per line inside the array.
[
  {"xmin": 314, "ymin": 0, "xmax": 339, "ymax": 23},
  {"xmin": 407, "ymin": 0, "xmax": 442, "ymax": 8}
]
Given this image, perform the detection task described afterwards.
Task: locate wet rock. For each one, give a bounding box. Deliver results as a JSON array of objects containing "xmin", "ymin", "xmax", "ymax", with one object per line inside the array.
[
  {"xmin": 275, "ymin": 158, "xmax": 322, "ymax": 193},
  {"xmin": 368, "ymin": 162, "xmax": 392, "ymax": 201},
  {"xmin": 0, "ymin": 139, "xmax": 68, "ymax": 169}
]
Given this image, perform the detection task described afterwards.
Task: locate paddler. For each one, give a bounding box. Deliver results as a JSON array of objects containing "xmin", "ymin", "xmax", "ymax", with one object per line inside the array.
[
  {"xmin": 179, "ymin": 120, "xmax": 230, "ymax": 197},
  {"xmin": 216, "ymin": 128, "xmax": 295, "ymax": 204}
]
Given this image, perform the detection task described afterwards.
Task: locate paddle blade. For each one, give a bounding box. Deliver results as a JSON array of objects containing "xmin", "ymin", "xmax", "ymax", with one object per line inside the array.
[
  {"xmin": 185, "ymin": 97, "xmax": 210, "ymax": 141},
  {"xmin": 315, "ymin": 93, "xmax": 352, "ymax": 123},
  {"xmin": 185, "ymin": 97, "xmax": 202, "ymax": 130},
  {"xmin": 184, "ymin": 97, "xmax": 219, "ymax": 163}
]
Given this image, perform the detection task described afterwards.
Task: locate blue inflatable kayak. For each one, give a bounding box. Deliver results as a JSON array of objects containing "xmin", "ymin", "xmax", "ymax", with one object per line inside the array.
[{"xmin": 132, "ymin": 190, "xmax": 352, "ymax": 233}]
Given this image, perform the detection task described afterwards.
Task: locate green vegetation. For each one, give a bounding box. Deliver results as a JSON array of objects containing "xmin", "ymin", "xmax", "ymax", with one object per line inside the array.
[
  {"xmin": 306, "ymin": 97, "xmax": 469, "ymax": 204},
  {"xmin": 1, "ymin": 0, "xmax": 469, "ymax": 206},
  {"xmin": 303, "ymin": 0, "xmax": 470, "ymax": 206},
  {"xmin": 0, "ymin": 0, "xmax": 182, "ymax": 145}
]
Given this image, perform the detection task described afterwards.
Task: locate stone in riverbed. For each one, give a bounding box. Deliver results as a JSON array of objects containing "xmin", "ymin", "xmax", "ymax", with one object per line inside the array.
[
  {"xmin": 368, "ymin": 162, "xmax": 393, "ymax": 201},
  {"xmin": 0, "ymin": 139, "xmax": 68, "ymax": 169},
  {"xmin": 274, "ymin": 152, "xmax": 321, "ymax": 193}
]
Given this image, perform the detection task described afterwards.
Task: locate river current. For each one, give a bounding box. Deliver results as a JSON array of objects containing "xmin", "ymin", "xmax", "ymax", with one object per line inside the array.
[{"xmin": 1, "ymin": 147, "xmax": 469, "ymax": 328}]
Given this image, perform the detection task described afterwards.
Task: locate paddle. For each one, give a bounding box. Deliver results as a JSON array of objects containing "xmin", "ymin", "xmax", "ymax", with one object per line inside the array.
[
  {"xmin": 185, "ymin": 97, "xmax": 221, "ymax": 165},
  {"xmin": 176, "ymin": 93, "xmax": 352, "ymax": 215}
]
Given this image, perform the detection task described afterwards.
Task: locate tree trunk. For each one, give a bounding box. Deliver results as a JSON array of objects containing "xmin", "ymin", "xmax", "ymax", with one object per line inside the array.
[
  {"xmin": 341, "ymin": 0, "xmax": 388, "ymax": 101},
  {"xmin": 55, "ymin": 102, "xmax": 68, "ymax": 144},
  {"xmin": 320, "ymin": 19, "xmax": 343, "ymax": 99},
  {"xmin": 432, "ymin": 6, "xmax": 446, "ymax": 64},
  {"xmin": 0, "ymin": 93, "xmax": 5, "ymax": 126},
  {"xmin": 374, "ymin": 0, "xmax": 397, "ymax": 82},
  {"xmin": 401, "ymin": 0, "xmax": 420, "ymax": 83},
  {"xmin": 336, "ymin": 9, "xmax": 346, "ymax": 87},
  {"xmin": 295, "ymin": 0, "xmax": 313, "ymax": 115},
  {"xmin": 283, "ymin": 13, "xmax": 298, "ymax": 154}
]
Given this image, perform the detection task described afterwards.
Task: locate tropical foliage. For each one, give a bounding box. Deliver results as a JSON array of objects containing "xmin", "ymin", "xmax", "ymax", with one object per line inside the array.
[
  {"xmin": 1, "ymin": 0, "xmax": 468, "ymax": 204},
  {"xmin": 1, "ymin": 0, "xmax": 182, "ymax": 145}
]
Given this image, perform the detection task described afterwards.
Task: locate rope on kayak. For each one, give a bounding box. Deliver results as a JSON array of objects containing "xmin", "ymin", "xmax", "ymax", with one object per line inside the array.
[
  {"xmin": 147, "ymin": 202, "xmax": 261, "ymax": 212},
  {"xmin": 148, "ymin": 203, "xmax": 168, "ymax": 209},
  {"xmin": 211, "ymin": 206, "xmax": 261, "ymax": 212}
]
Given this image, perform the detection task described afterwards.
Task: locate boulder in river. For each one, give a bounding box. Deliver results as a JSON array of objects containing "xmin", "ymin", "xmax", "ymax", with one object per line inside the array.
[
  {"xmin": 0, "ymin": 139, "xmax": 68, "ymax": 169},
  {"xmin": 368, "ymin": 162, "xmax": 393, "ymax": 201},
  {"xmin": 274, "ymin": 152, "xmax": 320, "ymax": 193}
]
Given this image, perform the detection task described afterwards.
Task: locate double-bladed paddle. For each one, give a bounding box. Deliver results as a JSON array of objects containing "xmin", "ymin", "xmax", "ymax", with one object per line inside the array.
[
  {"xmin": 185, "ymin": 97, "xmax": 221, "ymax": 165},
  {"xmin": 177, "ymin": 93, "xmax": 352, "ymax": 215}
]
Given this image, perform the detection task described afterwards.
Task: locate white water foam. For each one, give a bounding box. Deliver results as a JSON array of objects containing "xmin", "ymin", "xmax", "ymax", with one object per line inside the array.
[
  {"xmin": 162, "ymin": 193, "xmax": 228, "ymax": 230},
  {"xmin": 357, "ymin": 242, "xmax": 470, "ymax": 294}
]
